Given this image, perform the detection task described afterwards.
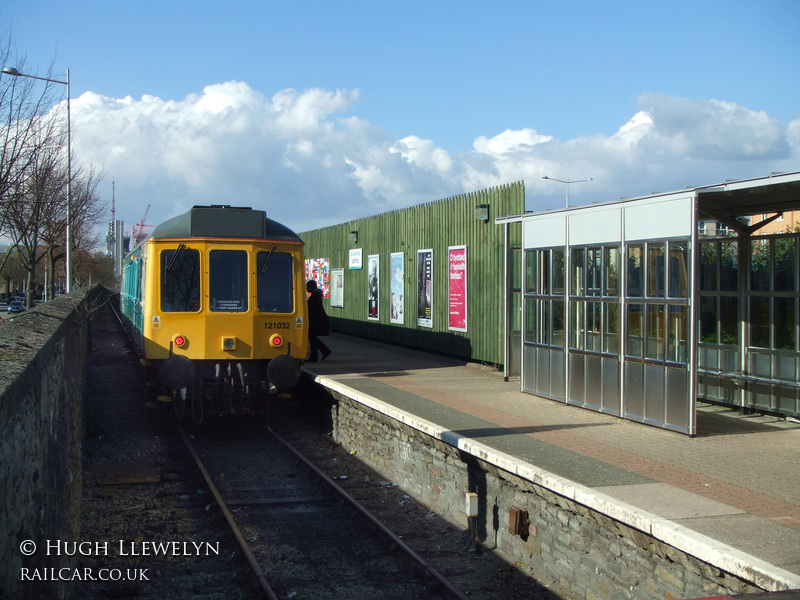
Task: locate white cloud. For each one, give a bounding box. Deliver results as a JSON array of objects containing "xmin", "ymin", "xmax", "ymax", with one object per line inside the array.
[
  {"xmin": 473, "ymin": 128, "xmax": 553, "ymax": 154},
  {"xmin": 390, "ymin": 136, "xmax": 453, "ymax": 173},
  {"xmin": 69, "ymin": 83, "xmax": 800, "ymax": 239}
]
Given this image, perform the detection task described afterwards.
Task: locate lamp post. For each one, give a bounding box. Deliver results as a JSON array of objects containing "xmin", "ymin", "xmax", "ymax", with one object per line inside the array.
[
  {"xmin": 2, "ymin": 66, "xmax": 73, "ymax": 292},
  {"xmin": 542, "ymin": 175, "xmax": 592, "ymax": 208}
]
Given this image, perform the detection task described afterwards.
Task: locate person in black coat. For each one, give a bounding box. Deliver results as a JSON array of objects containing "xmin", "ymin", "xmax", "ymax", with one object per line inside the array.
[{"xmin": 306, "ymin": 280, "xmax": 331, "ymax": 362}]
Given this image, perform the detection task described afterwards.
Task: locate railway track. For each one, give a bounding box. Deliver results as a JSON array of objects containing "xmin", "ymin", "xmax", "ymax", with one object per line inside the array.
[
  {"xmin": 183, "ymin": 420, "xmax": 469, "ymax": 600},
  {"xmin": 78, "ymin": 296, "xmax": 558, "ymax": 600},
  {"xmin": 77, "ymin": 298, "xmax": 262, "ymax": 599}
]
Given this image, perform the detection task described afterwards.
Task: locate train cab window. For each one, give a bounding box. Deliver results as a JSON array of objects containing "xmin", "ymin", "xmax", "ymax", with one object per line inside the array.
[
  {"xmin": 209, "ymin": 250, "xmax": 248, "ymax": 312},
  {"xmin": 257, "ymin": 251, "xmax": 294, "ymax": 313},
  {"xmin": 161, "ymin": 247, "xmax": 201, "ymax": 312}
]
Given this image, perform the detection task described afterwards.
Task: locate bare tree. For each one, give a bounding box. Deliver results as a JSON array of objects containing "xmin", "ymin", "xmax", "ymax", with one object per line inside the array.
[
  {"xmin": 6, "ymin": 125, "xmax": 66, "ymax": 305},
  {"xmin": 0, "ymin": 33, "xmax": 66, "ymax": 275},
  {"xmin": 1, "ymin": 31, "xmax": 106, "ymax": 303},
  {"xmin": 40, "ymin": 162, "xmax": 105, "ymax": 299},
  {"xmin": 0, "ymin": 244, "xmax": 26, "ymax": 298}
]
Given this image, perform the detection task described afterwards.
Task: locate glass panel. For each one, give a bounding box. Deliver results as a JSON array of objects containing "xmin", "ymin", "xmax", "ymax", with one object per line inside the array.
[
  {"xmin": 720, "ymin": 297, "xmax": 738, "ymax": 346},
  {"xmin": 587, "ymin": 301, "xmax": 602, "ymax": 352},
  {"xmin": 605, "ymin": 246, "xmax": 619, "ymax": 297},
  {"xmin": 700, "ymin": 296, "xmax": 717, "ymax": 344},
  {"xmin": 525, "ymin": 251, "xmax": 536, "ymax": 293},
  {"xmin": 524, "ymin": 298, "xmax": 537, "ymax": 343},
  {"xmin": 774, "ymin": 237, "xmax": 796, "ymax": 292},
  {"xmin": 160, "ymin": 247, "xmax": 201, "ymax": 312},
  {"xmin": 668, "ymin": 241, "xmax": 689, "ymax": 298},
  {"xmin": 750, "ymin": 239, "xmax": 770, "ymax": 292},
  {"xmin": 587, "ymin": 248, "xmax": 602, "ymax": 297},
  {"xmin": 552, "ymin": 248, "xmax": 565, "ymax": 295},
  {"xmin": 647, "ymin": 243, "xmax": 665, "ymax": 298},
  {"xmin": 257, "ymin": 251, "xmax": 294, "ymax": 313},
  {"xmin": 572, "ymin": 248, "xmax": 585, "ymax": 296},
  {"xmin": 571, "ymin": 300, "xmax": 583, "ymax": 349},
  {"xmin": 539, "ymin": 249, "xmax": 550, "ymax": 295},
  {"xmin": 720, "ymin": 241, "xmax": 739, "ymax": 292},
  {"xmin": 627, "ymin": 303, "xmax": 643, "ymax": 357},
  {"xmin": 667, "ymin": 305, "xmax": 688, "ymax": 363},
  {"xmin": 209, "ymin": 250, "xmax": 248, "ymax": 312},
  {"xmin": 512, "ymin": 249, "xmax": 522, "ymax": 292},
  {"xmin": 604, "ymin": 302, "xmax": 619, "ymax": 354},
  {"xmin": 774, "ymin": 297, "xmax": 796, "ymax": 351},
  {"xmin": 552, "ymin": 300, "xmax": 565, "ymax": 348},
  {"xmin": 540, "ymin": 299, "xmax": 551, "ymax": 345},
  {"xmin": 512, "ymin": 292, "xmax": 522, "ymax": 332},
  {"xmin": 646, "ymin": 304, "xmax": 666, "ymax": 360},
  {"xmin": 627, "ymin": 245, "xmax": 643, "ymax": 297},
  {"xmin": 700, "ymin": 243, "xmax": 718, "ymax": 292},
  {"xmin": 749, "ymin": 297, "xmax": 770, "ymax": 348}
]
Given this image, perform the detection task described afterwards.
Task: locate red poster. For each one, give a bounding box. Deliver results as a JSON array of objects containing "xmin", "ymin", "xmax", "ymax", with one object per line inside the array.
[{"xmin": 448, "ymin": 246, "xmax": 467, "ymax": 331}]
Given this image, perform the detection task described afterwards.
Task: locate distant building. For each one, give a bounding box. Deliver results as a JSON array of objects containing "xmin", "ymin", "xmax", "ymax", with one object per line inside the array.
[{"xmin": 749, "ymin": 210, "xmax": 800, "ymax": 234}]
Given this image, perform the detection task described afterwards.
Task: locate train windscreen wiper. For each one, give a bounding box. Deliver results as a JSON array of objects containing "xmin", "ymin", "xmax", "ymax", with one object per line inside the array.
[
  {"xmin": 164, "ymin": 243, "xmax": 186, "ymax": 278},
  {"xmin": 260, "ymin": 244, "xmax": 277, "ymax": 274}
]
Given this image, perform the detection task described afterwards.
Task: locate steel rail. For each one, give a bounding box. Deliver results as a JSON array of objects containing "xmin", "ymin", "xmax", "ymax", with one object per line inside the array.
[
  {"xmin": 265, "ymin": 425, "xmax": 470, "ymax": 600},
  {"xmin": 179, "ymin": 429, "xmax": 278, "ymax": 600}
]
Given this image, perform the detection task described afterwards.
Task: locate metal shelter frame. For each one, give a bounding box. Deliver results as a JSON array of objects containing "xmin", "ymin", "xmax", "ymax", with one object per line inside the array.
[{"xmin": 497, "ymin": 172, "xmax": 800, "ymax": 435}]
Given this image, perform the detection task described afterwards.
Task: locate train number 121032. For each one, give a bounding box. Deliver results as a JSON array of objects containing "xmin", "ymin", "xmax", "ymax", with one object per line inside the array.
[{"xmin": 265, "ymin": 322, "xmax": 291, "ymax": 330}]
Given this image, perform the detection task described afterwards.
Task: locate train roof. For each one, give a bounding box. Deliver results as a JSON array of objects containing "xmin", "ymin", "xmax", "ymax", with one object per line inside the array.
[{"xmin": 148, "ymin": 205, "xmax": 302, "ymax": 243}]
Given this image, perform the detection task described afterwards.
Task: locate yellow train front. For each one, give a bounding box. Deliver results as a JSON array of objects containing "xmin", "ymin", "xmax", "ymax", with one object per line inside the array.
[{"xmin": 120, "ymin": 205, "xmax": 308, "ymax": 420}]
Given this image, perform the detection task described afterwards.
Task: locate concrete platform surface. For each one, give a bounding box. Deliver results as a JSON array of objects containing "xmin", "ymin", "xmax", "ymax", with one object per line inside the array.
[{"xmin": 302, "ymin": 332, "xmax": 800, "ymax": 592}]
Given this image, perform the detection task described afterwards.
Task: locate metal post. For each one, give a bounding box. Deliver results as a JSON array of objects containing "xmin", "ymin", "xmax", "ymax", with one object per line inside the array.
[
  {"xmin": 542, "ymin": 176, "xmax": 593, "ymax": 208},
  {"xmin": 65, "ymin": 68, "xmax": 72, "ymax": 292}
]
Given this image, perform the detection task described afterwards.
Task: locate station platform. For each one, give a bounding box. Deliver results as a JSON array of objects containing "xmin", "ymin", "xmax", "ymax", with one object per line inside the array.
[{"xmin": 301, "ymin": 332, "xmax": 800, "ymax": 592}]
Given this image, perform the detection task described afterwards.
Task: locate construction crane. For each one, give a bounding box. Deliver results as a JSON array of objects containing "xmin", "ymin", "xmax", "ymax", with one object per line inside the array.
[{"xmin": 131, "ymin": 204, "xmax": 153, "ymax": 246}]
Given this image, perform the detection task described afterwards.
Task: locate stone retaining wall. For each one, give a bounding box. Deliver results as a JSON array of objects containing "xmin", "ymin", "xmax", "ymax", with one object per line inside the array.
[
  {"xmin": 0, "ymin": 287, "xmax": 106, "ymax": 600},
  {"xmin": 330, "ymin": 391, "xmax": 760, "ymax": 600}
]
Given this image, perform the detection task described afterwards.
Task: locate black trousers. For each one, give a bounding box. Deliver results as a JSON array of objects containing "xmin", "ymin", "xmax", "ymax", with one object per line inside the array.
[{"xmin": 308, "ymin": 334, "xmax": 330, "ymax": 360}]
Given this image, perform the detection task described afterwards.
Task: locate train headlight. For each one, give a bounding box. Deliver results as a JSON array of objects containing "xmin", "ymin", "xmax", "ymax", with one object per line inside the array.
[
  {"xmin": 173, "ymin": 335, "xmax": 188, "ymax": 349},
  {"xmin": 269, "ymin": 333, "xmax": 284, "ymax": 348},
  {"xmin": 222, "ymin": 336, "xmax": 236, "ymax": 351}
]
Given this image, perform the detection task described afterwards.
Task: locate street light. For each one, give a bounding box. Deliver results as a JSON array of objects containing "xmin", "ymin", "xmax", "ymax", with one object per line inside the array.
[
  {"xmin": 542, "ymin": 175, "xmax": 592, "ymax": 208},
  {"xmin": 2, "ymin": 65, "xmax": 73, "ymax": 292}
]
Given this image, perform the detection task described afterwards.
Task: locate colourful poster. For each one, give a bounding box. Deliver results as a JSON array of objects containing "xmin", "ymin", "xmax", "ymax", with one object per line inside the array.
[
  {"xmin": 417, "ymin": 249, "xmax": 433, "ymax": 328},
  {"xmin": 448, "ymin": 245, "xmax": 467, "ymax": 331},
  {"xmin": 367, "ymin": 254, "xmax": 379, "ymax": 320},
  {"xmin": 390, "ymin": 252, "xmax": 404, "ymax": 324},
  {"xmin": 305, "ymin": 257, "xmax": 330, "ymax": 298}
]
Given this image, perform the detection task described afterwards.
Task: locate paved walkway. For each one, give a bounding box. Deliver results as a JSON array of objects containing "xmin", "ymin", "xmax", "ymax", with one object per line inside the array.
[{"xmin": 302, "ymin": 333, "xmax": 800, "ymax": 592}]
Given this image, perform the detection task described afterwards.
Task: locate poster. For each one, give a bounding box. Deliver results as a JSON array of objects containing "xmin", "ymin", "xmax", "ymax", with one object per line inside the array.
[
  {"xmin": 417, "ymin": 249, "xmax": 433, "ymax": 328},
  {"xmin": 330, "ymin": 268, "xmax": 344, "ymax": 308},
  {"xmin": 367, "ymin": 254, "xmax": 379, "ymax": 320},
  {"xmin": 305, "ymin": 257, "xmax": 330, "ymax": 298},
  {"xmin": 448, "ymin": 245, "xmax": 467, "ymax": 331},
  {"xmin": 390, "ymin": 252, "xmax": 404, "ymax": 324}
]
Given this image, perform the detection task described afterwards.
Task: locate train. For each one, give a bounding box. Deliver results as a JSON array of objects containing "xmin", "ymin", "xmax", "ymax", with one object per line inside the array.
[{"xmin": 120, "ymin": 205, "xmax": 308, "ymax": 421}]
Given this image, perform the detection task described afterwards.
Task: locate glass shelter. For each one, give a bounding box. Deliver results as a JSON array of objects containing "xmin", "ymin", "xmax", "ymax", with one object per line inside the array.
[{"xmin": 497, "ymin": 172, "xmax": 800, "ymax": 435}]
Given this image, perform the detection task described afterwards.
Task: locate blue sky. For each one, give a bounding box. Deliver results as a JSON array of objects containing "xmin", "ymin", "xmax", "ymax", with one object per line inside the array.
[{"xmin": 2, "ymin": 0, "xmax": 799, "ymax": 236}]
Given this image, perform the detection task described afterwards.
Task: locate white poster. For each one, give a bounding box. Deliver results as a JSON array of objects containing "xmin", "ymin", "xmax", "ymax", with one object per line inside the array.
[
  {"xmin": 390, "ymin": 252, "xmax": 404, "ymax": 324},
  {"xmin": 368, "ymin": 254, "xmax": 379, "ymax": 320},
  {"xmin": 330, "ymin": 268, "xmax": 344, "ymax": 308}
]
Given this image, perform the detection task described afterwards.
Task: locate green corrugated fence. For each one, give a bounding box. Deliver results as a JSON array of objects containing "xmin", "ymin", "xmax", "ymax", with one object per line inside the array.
[{"xmin": 299, "ymin": 181, "xmax": 524, "ymax": 366}]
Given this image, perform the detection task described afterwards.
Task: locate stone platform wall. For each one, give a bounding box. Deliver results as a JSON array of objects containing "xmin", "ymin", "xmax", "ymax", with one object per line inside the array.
[
  {"xmin": 329, "ymin": 391, "xmax": 759, "ymax": 600},
  {"xmin": 0, "ymin": 287, "xmax": 107, "ymax": 600}
]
